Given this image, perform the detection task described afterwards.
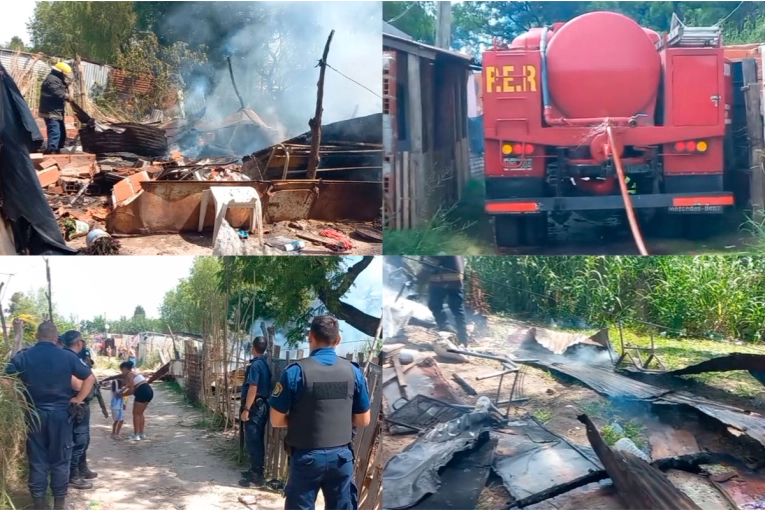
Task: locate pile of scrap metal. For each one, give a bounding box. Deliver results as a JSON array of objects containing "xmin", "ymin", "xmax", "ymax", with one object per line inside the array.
[
  {"xmin": 241, "ymin": 113, "xmax": 383, "ymax": 181},
  {"xmin": 72, "ymin": 101, "xmax": 168, "ymax": 158}
]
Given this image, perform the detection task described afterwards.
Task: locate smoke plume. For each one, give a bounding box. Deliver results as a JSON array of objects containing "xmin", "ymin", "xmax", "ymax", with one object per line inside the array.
[{"xmin": 163, "ymin": 1, "xmax": 382, "ymax": 154}]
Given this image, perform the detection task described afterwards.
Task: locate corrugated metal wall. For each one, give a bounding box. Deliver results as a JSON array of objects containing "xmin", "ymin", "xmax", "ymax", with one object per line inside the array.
[{"xmin": 0, "ymin": 49, "xmax": 112, "ymax": 95}]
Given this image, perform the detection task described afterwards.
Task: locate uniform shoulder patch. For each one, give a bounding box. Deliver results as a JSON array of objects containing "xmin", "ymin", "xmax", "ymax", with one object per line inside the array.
[
  {"xmin": 79, "ymin": 358, "xmax": 89, "ymax": 367},
  {"xmin": 272, "ymin": 381, "xmax": 283, "ymax": 397}
]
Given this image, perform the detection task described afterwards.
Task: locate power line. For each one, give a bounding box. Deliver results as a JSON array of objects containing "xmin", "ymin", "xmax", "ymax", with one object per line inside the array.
[
  {"xmin": 325, "ymin": 63, "xmax": 382, "ymax": 99},
  {"xmin": 717, "ymin": 0, "xmax": 745, "ymax": 26},
  {"xmin": 387, "ymin": 3, "xmax": 416, "ymax": 24}
]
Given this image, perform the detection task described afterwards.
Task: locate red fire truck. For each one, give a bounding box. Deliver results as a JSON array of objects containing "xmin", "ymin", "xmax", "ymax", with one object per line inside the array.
[{"xmin": 482, "ymin": 12, "xmax": 737, "ymax": 247}]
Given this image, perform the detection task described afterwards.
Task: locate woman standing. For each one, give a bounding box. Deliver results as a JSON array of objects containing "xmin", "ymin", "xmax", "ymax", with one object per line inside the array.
[{"xmin": 119, "ymin": 361, "xmax": 153, "ymax": 440}]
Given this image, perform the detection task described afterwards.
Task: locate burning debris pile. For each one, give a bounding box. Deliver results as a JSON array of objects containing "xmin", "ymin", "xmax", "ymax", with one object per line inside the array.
[
  {"xmin": 23, "ymin": 105, "xmax": 382, "ymax": 256},
  {"xmin": 381, "ymin": 300, "xmax": 765, "ymax": 510}
]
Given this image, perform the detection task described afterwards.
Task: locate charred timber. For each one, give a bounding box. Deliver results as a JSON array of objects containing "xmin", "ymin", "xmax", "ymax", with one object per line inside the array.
[
  {"xmin": 577, "ymin": 414, "xmax": 701, "ymax": 510},
  {"xmin": 79, "ymin": 122, "xmax": 168, "ymax": 158}
]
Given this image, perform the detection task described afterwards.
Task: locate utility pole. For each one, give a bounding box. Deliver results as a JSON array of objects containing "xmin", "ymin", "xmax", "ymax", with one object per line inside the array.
[
  {"xmin": 436, "ymin": 1, "xmax": 452, "ymax": 50},
  {"xmin": 307, "ymin": 30, "xmax": 335, "ymax": 180}
]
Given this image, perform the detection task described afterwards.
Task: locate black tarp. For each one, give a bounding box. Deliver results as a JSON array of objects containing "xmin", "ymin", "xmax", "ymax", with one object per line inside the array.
[{"xmin": 0, "ymin": 63, "xmax": 75, "ymax": 254}]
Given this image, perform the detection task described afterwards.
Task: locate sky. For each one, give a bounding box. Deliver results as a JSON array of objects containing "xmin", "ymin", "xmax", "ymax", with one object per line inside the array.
[
  {"xmin": 0, "ymin": 256, "xmax": 195, "ymax": 322},
  {"xmin": 0, "ymin": 2, "xmax": 35, "ymax": 46}
]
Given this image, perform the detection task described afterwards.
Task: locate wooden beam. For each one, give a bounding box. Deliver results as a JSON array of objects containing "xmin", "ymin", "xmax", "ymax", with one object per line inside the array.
[
  {"xmin": 307, "ymin": 30, "xmax": 335, "ymax": 179},
  {"xmin": 407, "ymin": 53, "xmax": 424, "ymax": 228},
  {"xmin": 742, "ymin": 58, "xmax": 765, "ymax": 222}
]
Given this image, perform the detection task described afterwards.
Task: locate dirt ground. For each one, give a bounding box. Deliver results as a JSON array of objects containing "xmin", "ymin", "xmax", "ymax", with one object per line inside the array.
[
  {"xmin": 67, "ymin": 228, "xmax": 382, "ymax": 256},
  {"xmin": 383, "ymin": 316, "xmax": 765, "ymax": 509},
  {"xmin": 54, "ymin": 382, "xmax": 324, "ymax": 510}
]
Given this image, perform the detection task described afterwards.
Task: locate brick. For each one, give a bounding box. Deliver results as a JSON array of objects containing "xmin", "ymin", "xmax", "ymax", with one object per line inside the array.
[
  {"xmin": 37, "ymin": 166, "xmax": 60, "ymax": 188},
  {"xmin": 38, "ymin": 158, "xmax": 58, "ymax": 170},
  {"xmin": 112, "ymin": 170, "xmax": 150, "ymax": 204}
]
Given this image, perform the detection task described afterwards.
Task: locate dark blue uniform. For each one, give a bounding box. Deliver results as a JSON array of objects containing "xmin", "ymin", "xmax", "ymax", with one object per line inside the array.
[
  {"xmin": 241, "ymin": 354, "xmax": 271, "ymax": 479},
  {"xmin": 69, "ymin": 347, "xmax": 93, "ymax": 477},
  {"xmin": 6, "ymin": 342, "xmax": 92, "ymax": 499},
  {"xmin": 269, "ymin": 347, "xmax": 371, "ymax": 510}
]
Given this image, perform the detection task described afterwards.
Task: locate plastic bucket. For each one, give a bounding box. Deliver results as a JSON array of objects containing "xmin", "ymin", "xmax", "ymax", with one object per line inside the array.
[{"xmin": 86, "ymin": 229, "xmax": 110, "ymax": 248}]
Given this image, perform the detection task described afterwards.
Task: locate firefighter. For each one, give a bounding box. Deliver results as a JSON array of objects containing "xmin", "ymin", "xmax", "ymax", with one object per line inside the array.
[
  {"xmin": 5, "ymin": 322, "xmax": 94, "ymax": 510},
  {"xmin": 60, "ymin": 330, "xmax": 98, "ymax": 490},
  {"xmin": 238, "ymin": 336, "xmax": 272, "ymax": 488},
  {"xmin": 269, "ymin": 315, "xmax": 372, "ymax": 510},
  {"xmin": 39, "ymin": 62, "xmax": 73, "ymax": 154},
  {"xmin": 420, "ymin": 256, "xmax": 470, "ymax": 346}
]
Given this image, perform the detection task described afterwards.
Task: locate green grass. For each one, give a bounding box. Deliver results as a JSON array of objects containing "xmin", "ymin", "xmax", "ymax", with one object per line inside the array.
[
  {"xmin": 533, "ymin": 409, "xmax": 552, "ymax": 423},
  {"xmin": 579, "ymin": 400, "xmax": 647, "ymax": 448},
  {"xmin": 612, "ymin": 327, "xmax": 765, "ymax": 397},
  {"xmin": 384, "ymin": 178, "xmax": 493, "ymax": 255}
]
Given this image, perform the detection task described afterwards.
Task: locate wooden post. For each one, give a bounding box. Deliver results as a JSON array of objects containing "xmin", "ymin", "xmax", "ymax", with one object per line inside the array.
[
  {"xmin": 742, "ymin": 59, "xmax": 765, "ymax": 222},
  {"xmin": 435, "ymin": 1, "xmax": 452, "ymax": 50},
  {"xmin": 407, "ymin": 54, "xmax": 424, "ymax": 228},
  {"xmin": 12, "ymin": 318, "xmax": 23, "ymax": 356},
  {"xmin": 307, "ymin": 30, "xmax": 335, "ymax": 180},
  {"xmin": 75, "ymin": 55, "xmax": 85, "ymax": 108},
  {"xmin": 0, "ymin": 282, "xmax": 7, "ymax": 349}
]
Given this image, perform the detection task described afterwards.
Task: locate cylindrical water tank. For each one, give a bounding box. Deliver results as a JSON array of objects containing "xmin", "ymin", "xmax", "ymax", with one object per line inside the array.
[{"xmin": 544, "ymin": 11, "xmax": 661, "ymax": 119}]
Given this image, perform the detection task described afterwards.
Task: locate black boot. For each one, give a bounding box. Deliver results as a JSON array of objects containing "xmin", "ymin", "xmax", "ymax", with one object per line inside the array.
[
  {"xmin": 53, "ymin": 496, "xmax": 67, "ymax": 510},
  {"xmin": 68, "ymin": 468, "xmax": 93, "ymax": 490},
  {"xmin": 32, "ymin": 497, "xmax": 49, "ymax": 510},
  {"xmin": 238, "ymin": 470, "xmax": 253, "ymax": 487},
  {"xmin": 79, "ymin": 462, "xmax": 98, "ymax": 479}
]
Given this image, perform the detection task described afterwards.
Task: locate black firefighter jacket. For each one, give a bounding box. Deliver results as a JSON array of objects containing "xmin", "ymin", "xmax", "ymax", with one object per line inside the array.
[{"xmin": 39, "ymin": 70, "xmax": 69, "ymax": 120}]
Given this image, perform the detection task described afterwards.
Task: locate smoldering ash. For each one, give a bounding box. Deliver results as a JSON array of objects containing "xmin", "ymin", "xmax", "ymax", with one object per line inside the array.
[{"xmin": 161, "ymin": 1, "xmax": 382, "ymax": 156}]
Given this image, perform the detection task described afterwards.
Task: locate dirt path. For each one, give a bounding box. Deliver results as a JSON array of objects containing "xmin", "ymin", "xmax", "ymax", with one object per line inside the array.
[{"xmin": 66, "ymin": 383, "xmax": 313, "ymax": 510}]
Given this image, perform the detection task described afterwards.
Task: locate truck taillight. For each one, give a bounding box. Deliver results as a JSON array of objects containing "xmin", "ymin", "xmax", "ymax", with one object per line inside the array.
[
  {"xmin": 674, "ymin": 140, "xmax": 708, "ymax": 153},
  {"xmin": 502, "ymin": 142, "xmax": 534, "ymax": 155}
]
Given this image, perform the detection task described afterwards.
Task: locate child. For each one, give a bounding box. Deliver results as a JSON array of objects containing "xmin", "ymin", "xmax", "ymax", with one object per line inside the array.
[{"xmin": 110, "ymin": 377, "xmax": 127, "ymax": 439}]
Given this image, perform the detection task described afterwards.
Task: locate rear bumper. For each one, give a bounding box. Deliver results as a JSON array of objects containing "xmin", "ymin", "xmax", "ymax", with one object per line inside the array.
[{"xmin": 485, "ymin": 193, "xmax": 734, "ymax": 214}]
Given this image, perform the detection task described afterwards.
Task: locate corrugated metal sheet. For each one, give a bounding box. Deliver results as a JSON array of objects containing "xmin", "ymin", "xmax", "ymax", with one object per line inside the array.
[
  {"xmin": 0, "ymin": 49, "xmax": 111, "ymax": 96},
  {"xmin": 579, "ymin": 414, "xmax": 702, "ymax": 510},
  {"xmin": 519, "ymin": 337, "xmax": 765, "ymax": 448}
]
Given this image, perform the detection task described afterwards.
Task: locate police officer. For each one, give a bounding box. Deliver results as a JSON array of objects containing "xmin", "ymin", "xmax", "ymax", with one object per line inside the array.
[
  {"xmin": 238, "ymin": 335, "xmax": 272, "ymax": 487},
  {"xmin": 60, "ymin": 331, "xmax": 99, "ymax": 490},
  {"xmin": 269, "ymin": 315, "xmax": 372, "ymax": 510},
  {"xmin": 5, "ymin": 322, "xmax": 94, "ymax": 510},
  {"xmin": 420, "ymin": 256, "xmax": 470, "ymax": 346}
]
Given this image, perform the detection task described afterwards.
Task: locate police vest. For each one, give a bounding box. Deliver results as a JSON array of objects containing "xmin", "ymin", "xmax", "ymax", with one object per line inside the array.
[{"xmin": 284, "ymin": 357, "xmax": 355, "ymax": 450}]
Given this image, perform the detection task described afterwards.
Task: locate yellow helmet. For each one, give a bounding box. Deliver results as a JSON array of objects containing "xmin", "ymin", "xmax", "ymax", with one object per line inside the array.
[{"xmin": 54, "ymin": 62, "xmax": 72, "ymax": 75}]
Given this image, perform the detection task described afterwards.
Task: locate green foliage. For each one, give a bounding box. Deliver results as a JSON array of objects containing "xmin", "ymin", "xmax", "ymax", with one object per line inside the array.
[
  {"xmin": 133, "ymin": 306, "xmax": 146, "ymax": 319},
  {"xmin": 470, "ymin": 255, "xmax": 765, "ymax": 343},
  {"xmin": 2, "ymin": 36, "xmax": 27, "ymax": 52},
  {"xmin": 384, "ymin": 2, "xmax": 437, "ymax": 44},
  {"xmin": 5, "ymin": 289, "xmax": 77, "ymax": 343},
  {"xmin": 160, "ymin": 257, "xmax": 224, "ymax": 334},
  {"xmin": 447, "ymin": 1, "xmax": 765, "ymax": 56},
  {"xmin": 224, "ymin": 257, "xmax": 379, "ymax": 344},
  {"xmin": 28, "ymin": 1, "xmax": 137, "ymax": 63}
]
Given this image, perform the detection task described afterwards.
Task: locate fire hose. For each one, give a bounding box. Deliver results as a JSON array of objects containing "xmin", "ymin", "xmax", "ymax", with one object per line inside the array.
[{"xmin": 605, "ymin": 124, "xmax": 649, "ymax": 256}]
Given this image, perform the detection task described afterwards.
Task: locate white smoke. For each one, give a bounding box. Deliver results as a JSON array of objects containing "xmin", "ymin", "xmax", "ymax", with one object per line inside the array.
[{"xmin": 172, "ymin": 1, "xmax": 382, "ymax": 150}]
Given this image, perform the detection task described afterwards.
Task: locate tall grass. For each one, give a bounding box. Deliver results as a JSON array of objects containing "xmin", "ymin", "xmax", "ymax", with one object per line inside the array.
[
  {"xmin": 384, "ymin": 179, "xmax": 492, "ymax": 255},
  {"xmin": 0, "ymin": 345, "xmax": 32, "ymax": 509},
  {"xmin": 470, "ymin": 256, "xmax": 765, "ymax": 343}
]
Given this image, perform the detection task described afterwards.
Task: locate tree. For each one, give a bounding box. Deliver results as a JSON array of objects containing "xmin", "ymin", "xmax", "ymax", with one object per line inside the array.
[
  {"xmin": 28, "ymin": 1, "xmax": 137, "ymax": 63},
  {"xmin": 4, "ymin": 36, "xmax": 27, "ymax": 52},
  {"xmin": 450, "ymin": 1, "xmax": 765, "ymax": 57},
  {"xmin": 133, "ymin": 306, "xmax": 146, "ymax": 319},
  {"xmin": 383, "ymin": 2, "xmax": 437, "ymax": 44},
  {"xmin": 226, "ymin": 256, "xmax": 381, "ymax": 344},
  {"xmin": 160, "ymin": 257, "xmax": 223, "ymax": 334}
]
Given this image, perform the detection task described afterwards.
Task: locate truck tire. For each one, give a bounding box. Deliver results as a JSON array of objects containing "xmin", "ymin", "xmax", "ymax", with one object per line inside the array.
[
  {"xmin": 494, "ymin": 216, "xmax": 521, "ymax": 248},
  {"xmin": 522, "ymin": 213, "xmax": 548, "ymax": 246}
]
